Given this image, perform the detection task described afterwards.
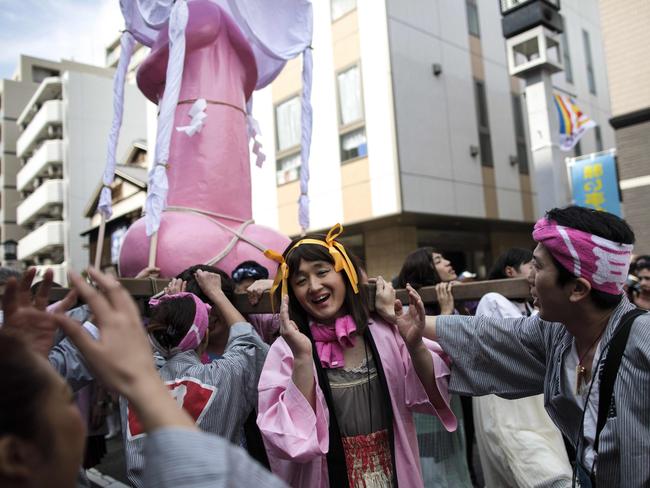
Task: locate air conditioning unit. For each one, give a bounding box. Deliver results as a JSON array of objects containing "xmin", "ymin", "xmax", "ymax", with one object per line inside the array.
[
  {"xmin": 49, "ymin": 204, "xmax": 63, "ymax": 219},
  {"xmin": 47, "ymin": 165, "xmax": 62, "ymax": 178},
  {"xmin": 47, "ymin": 125, "xmax": 62, "ymax": 138}
]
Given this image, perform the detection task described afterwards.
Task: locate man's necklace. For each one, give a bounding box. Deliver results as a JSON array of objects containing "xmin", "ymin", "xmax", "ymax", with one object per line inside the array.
[{"xmin": 576, "ymin": 325, "xmax": 607, "ymax": 395}]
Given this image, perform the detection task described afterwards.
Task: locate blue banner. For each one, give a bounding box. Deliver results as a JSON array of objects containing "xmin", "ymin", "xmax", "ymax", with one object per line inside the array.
[{"xmin": 568, "ymin": 151, "xmax": 621, "ymax": 216}]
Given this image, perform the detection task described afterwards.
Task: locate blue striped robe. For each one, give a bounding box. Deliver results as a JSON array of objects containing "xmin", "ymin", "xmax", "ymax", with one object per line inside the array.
[{"xmin": 436, "ymin": 297, "xmax": 650, "ymax": 487}]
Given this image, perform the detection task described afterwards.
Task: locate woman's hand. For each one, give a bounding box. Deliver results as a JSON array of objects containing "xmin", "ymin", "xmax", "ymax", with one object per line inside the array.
[
  {"xmin": 374, "ymin": 276, "xmax": 397, "ymax": 324},
  {"xmin": 164, "ymin": 277, "xmax": 186, "ymax": 295},
  {"xmin": 395, "ymin": 284, "xmax": 426, "ymax": 352},
  {"xmin": 279, "ymin": 295, "xmax": 312, "ymax": 359},
  {"xmin": 246, "ymin": 279, "xmax": 273, "ymax": 305},
  {"xmin": 435, "ymin": 282, "xmax": 455, "ymax": 315}
]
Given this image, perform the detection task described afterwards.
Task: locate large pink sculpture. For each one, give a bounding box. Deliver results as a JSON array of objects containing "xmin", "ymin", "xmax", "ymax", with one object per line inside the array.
[{"xmin": 119, "ymin": 0, "xmax": 290, "ymax": 278}]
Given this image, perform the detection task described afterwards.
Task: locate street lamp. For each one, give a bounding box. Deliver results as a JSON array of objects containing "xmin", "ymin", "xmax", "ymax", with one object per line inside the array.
[{"xmin": 500, "ymin": 0, "xmax": 568, "ymax": 216}]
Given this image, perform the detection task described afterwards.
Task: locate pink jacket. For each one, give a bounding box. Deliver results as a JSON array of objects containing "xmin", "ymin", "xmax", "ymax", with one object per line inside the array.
[{"xmin": 257, "ymin": 316, "xmax": 457, "ymax": 488}]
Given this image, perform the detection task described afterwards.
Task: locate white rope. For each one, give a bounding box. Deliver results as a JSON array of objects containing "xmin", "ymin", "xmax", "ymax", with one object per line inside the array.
[
  {"xmin": 98, "ymin": 31, "xmax": 136, "ymax": 220},
  {"xmin": 156, "ymin": 205, "xmax": 269, "ymax": 266},
  {"xmin": 144, "ymin": 0, "xmax": 188, "ymax": 236}
]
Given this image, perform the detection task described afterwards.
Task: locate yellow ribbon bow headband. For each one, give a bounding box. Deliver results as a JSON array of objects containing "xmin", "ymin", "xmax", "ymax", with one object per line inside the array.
[{"xmin": 264, "ymin": 224, "xmax": 360, "ymax": 306}]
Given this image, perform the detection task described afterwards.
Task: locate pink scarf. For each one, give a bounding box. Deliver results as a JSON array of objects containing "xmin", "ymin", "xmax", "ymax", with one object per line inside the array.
[
  {"xmin": 309, "ymin": 315, "xmax": 357, "ymax": 369},
  {"xmin": 533, "ymin": 218, "xmax": 633, "ymax": 294}
]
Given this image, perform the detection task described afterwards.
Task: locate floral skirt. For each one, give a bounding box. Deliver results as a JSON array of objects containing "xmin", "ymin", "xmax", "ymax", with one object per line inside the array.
[{"xmin": 342, "ymin": 429, "xmax": 394, "ymax": 488}]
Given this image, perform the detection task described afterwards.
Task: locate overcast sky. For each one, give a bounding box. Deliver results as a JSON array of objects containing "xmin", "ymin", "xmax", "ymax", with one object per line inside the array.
[{"xmin": 0, "ymin": 0, "xmax": 123, "ymax": 79}]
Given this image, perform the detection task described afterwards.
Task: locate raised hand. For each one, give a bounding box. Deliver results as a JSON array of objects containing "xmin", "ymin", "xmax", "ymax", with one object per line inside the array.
[
  {"xmin": 194, "ymin": 269, "xmax": 222, "ymax": 297},
  {"xmin": 164, "ymin": 277, "xmax": 187, "ymax": 295},
  {"xmin": 435, "ymin": 282, "xmax": 455, "ymax": 315},
  {"xmin": 374, "ymin": 276, "xmax": 397, "ymax": 324},
  {"xmin": 246, "ymin": 278, "xmax": 273, "ymax": 306},
  {"xmin": 55, "ymin": 268, "xmax": 157, "ymax": 398},
  {"xmin": 134, "ymin": 266, "xmax": 161, "ymax": 279},
  {"xmin": 395, "ymin": 284, "xmax": 426, "ymax": 351},
  {"xmin": 2, "ymin": 268, "xmax": 76, "ymax": 357},
  {"xmin": 279, "ymin": 295, "xmax": 312, "ymax": 359}
]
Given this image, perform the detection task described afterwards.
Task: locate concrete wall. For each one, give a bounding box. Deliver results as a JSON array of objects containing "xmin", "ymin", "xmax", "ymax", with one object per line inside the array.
[{"xmin": 62, "ymin": 71, "xmax": 147, "ymax": 271}]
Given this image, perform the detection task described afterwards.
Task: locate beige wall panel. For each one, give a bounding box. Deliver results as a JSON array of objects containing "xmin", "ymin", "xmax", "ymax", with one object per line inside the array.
[
  {"xmin": 519, "ymin": 174, "xmax": 536, "ymax": 222},
  {"xmin": 271, "ymin": 57, "xmax": 302, "ymax": 103},
  {"xmin": 482, "ymin": 167, "xmax": 499, "ymax": 219},
  {"xmin": 341, "ymin": 158, "xmax": 372, "ymax": 223},
  {"xmin": 364, "ymin": 225, "xmax": 418, "ymax": 279},
  {"xmin": 332, "ymin": 10, "xmax": 360, "ymax": 71},
  {"xmin": 277, "ymin": 181, "xmax": 301, "ymax": 236},
  {"xmin": 600, "ymin": 0, "xmax": 650, "ymax": 116}
]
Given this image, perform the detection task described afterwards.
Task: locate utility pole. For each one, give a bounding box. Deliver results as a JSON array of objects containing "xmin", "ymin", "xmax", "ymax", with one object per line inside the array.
[{"xmin": 500, "ymin": 0, "xmax": 567, "ymax": 215}]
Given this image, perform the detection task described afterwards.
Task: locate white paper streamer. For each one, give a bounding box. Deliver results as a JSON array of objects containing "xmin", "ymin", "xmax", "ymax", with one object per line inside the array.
[
  {"xmin": 98, "ymin": 31, "xmax": 136, "ymax": 220},
  {"xmin": 144, "ymin": 0, "xmax": 188, "ymax": 236},
  {"xmin": 176, "ymin": 98, "xmax": 208, "ymax": 136},
  {"xmin": 246, "ymin": 98, "xmax": 266, "ymax": 167},
  {"xmin": 298, "ymin": 47, "xmax": 313, "ymax": 232}
]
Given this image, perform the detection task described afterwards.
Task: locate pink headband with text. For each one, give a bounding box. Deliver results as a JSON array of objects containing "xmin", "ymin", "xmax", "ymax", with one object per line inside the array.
[
  {"xmin": 532, "ymin": 218, "xmax": 633, "ymax": 294},
  {"xmin": 148, "ymin": 292, "xmax": 212, "ymax": 356}
]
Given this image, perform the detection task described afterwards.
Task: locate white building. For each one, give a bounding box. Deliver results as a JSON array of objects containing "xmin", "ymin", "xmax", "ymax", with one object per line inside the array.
[
  {"xmin": 13, "ymin": 57, "xmax": 146, "ymax": 284},
  {"xmin": 250, "ymin": 0, "xmax": 615, "ymax": 277}
]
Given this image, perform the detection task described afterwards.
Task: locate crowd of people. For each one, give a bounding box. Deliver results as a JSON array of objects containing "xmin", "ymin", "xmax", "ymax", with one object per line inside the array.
[{"xmin": 0, "ymin": 205, "xmax": 648, "ymax": 488}]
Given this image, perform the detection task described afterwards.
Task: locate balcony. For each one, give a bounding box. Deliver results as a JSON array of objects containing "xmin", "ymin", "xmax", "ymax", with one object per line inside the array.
[
  {"xmin": 18, "ymin": 220, "xmax": 65, "ymax": 261},
  {"xmin": 17, "ymin": 140, "xmax": 63, "ymax": 191},
  {"xmin": 17, "ymin": 179, "xmax": 64, "ymax": 226},
  {"xmin": 16, "ymin": 100, "xmax": 63, "ymax": 159}
]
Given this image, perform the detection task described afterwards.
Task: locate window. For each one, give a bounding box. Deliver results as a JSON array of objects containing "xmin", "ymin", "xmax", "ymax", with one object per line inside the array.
[
  {"xmin": 275, "ymin": 96, "xmax": 301, "ymax": 152},
  {"xmin": 466, "ymin": 0, "xmax": 480, "ymax": 37},
  {"xmin": 562, "ymin": 29, "xmax": 573, "ymax": 83},
  {"xmin": 340, "ymin": 128, "xmax": 367, "ymax": 162},
  {"xmin": 331, "ymin": 0, "xmax": 356, "ymax": 21},
  {"xmin": 336, "ymin": 64, "xmax": 367, "ymax": 163},
  {"xmin": 474, "ymin": 80, "xmax": 493, "ymax": 167},
  {"xmin": 276, "ymin": 153, "xmax": 301, "ymax": 185},
  {"xmin": 582, "ymin": 29, "xmax": 596, "ymax": 95},
  {"xmin": 595, "ymin": 126, "xmax": 603, "ymax": 152},
  {"xmin": 337, "ymin": 65, "xmax": 363, "ymax": 126},
  {"xmin": 511, "ymin": 93, "xmax": 529, "ymax": 174}
]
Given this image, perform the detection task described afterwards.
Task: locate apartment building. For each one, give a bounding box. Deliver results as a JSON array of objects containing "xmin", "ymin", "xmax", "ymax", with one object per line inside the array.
[
  {"xmin": 599, "ymin": 0, "xmax": 650, "ymax": 254},
  {"xmin": 0, "ymin": 56, "xmax": 62, "ymax": 266},
  {"xmin": 12, "ymin": 56, "xmax": 146, "ymax": 284},
  {"xmin": 251, "ymin": 0, "xmax": 615, "ymax": 278}
]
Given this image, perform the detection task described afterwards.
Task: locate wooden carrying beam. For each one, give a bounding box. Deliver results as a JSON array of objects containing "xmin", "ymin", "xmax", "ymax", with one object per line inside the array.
[{"xmin": 48, "ymin": 277, "xmax": 530, "ymax": 315}]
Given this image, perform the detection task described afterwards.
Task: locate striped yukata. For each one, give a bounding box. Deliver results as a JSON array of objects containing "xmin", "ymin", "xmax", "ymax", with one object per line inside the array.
[
  {"xmin": 435, "ymin": 296, "xmax": 650, "ymax": 487},
  {"xmin": 121, "ymin": 322, "xmax": 269, "ymax": 488}
]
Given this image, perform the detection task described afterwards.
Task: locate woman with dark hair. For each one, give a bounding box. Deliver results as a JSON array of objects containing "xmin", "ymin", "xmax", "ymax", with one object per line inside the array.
[
  {"xmin": 122, "ymin": 270, "xmax": 269, "ymax": 488},
  {"xmin": 395, "ymin": 248, "xmax": 473, "ymax": 488},
  {"xmin": 257, "ymin": 225, "xmax": 456, "ymax": 487},
  {"xmin": 0, "ymin": 268, "xmax": 284, "ymax": 488}
]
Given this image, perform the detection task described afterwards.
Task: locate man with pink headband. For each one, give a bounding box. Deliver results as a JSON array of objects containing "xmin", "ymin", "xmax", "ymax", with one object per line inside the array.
[{"xmin": 379, "ymin": 206, "xmax": 650, "ymax": 487}]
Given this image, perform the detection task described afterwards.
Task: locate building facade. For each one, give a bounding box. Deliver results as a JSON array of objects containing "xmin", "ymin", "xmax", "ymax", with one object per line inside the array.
[
  {"xmin": 0, "ymin": 56, "xmax": 63, "ymax": 267},
  {"xmin": 250, "ymin": 0, "xmax": 615, "ymax": 278},
  {"xmin": 599, "ymin": 0, "xmax": 650, "ymax": 254},
  {"xmin": 12, "ymin": 57, "xmax": 146, "ymax": 284}
]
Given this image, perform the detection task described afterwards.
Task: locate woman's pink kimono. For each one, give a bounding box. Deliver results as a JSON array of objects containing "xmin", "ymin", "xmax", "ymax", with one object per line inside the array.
[{"xmin": 257, "ymin": 316, "xmax": 457, "ymax": 488}]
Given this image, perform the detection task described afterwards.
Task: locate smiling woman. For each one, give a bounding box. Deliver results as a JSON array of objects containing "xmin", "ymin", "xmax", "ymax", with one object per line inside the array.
[{"xmin": 257, "ymin": 225, "xmax": 457, "ymax": 488}]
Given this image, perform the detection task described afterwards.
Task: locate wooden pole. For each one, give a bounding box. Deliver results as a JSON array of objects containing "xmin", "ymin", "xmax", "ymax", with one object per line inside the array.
[
  {"xmin": 148, "ymin": 231, "xmax": 159, "ymax": 269},
  {"xmin": 47, "ymin": 277, "xmax": 531, "ymax": 314},
  {"xmin": 94, "ymin": 215, "xmax": 107, "ymax": 270}
]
